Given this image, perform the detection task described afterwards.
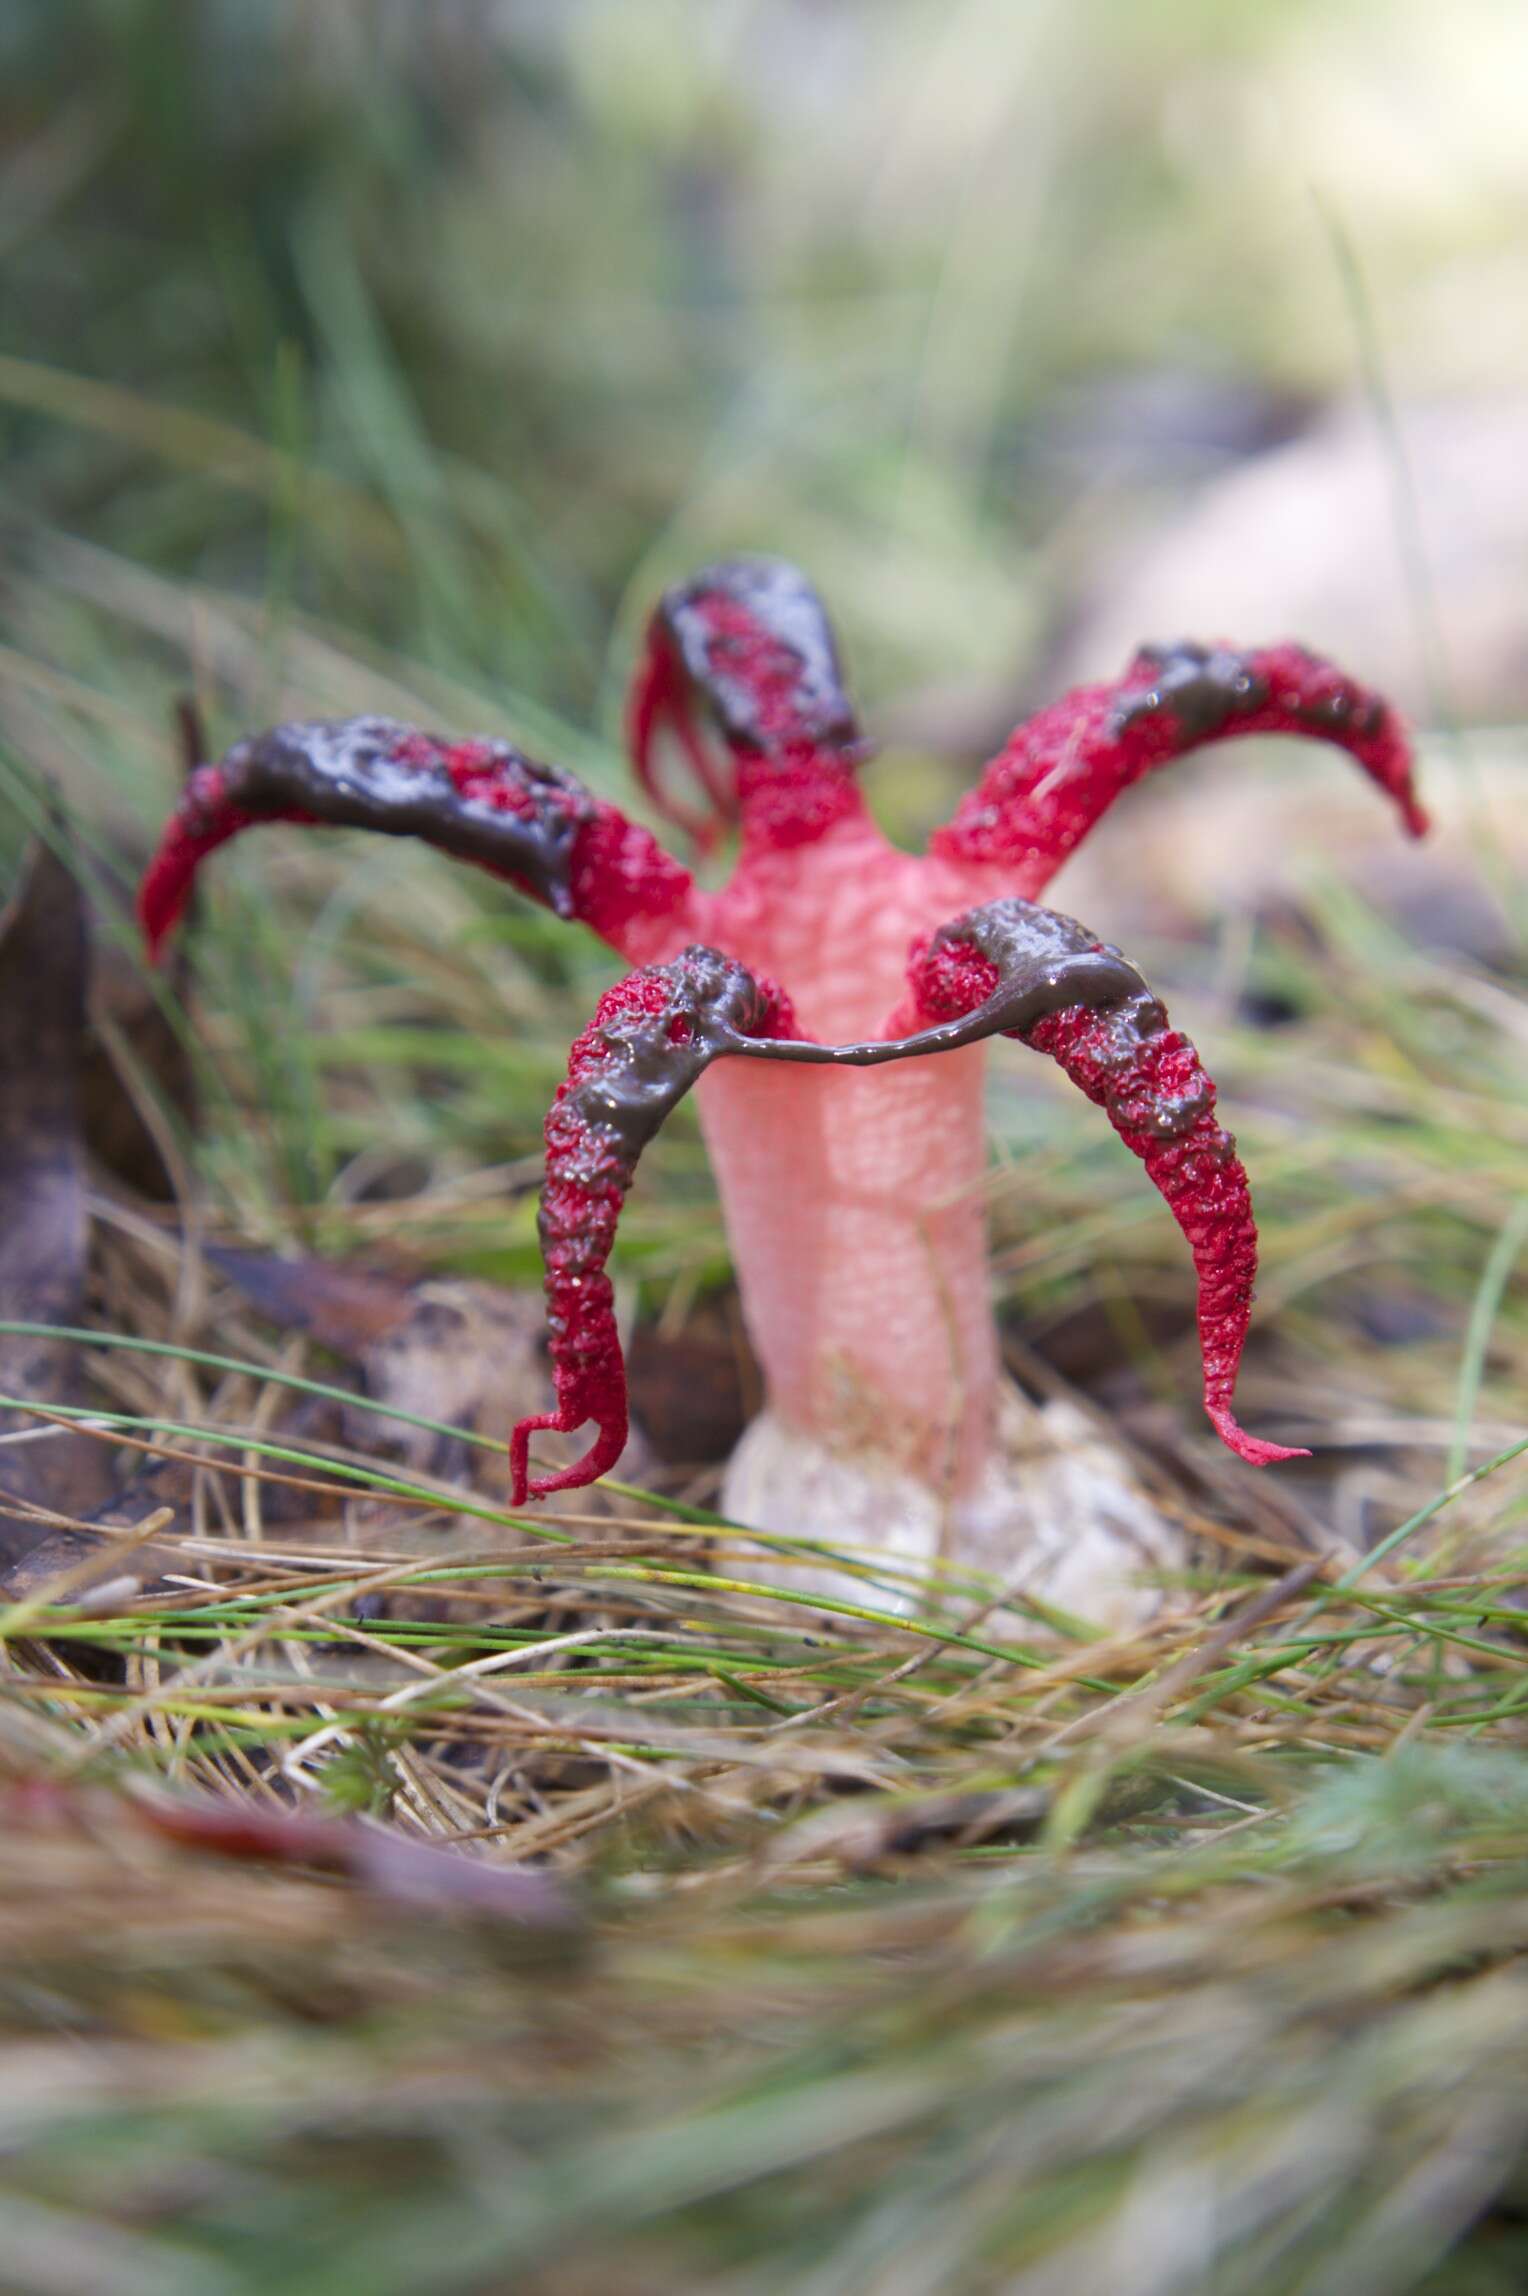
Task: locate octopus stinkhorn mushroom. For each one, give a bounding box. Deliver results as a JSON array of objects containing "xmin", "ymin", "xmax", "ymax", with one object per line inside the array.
[{"xmin": 140, "ymin": 560, "xmax": 1425, "ymax": 1618}]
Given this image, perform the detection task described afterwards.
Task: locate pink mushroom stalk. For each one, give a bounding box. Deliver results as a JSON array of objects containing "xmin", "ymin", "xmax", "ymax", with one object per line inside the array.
[{"xmin": 140, "ymin": 559, "xmax": 1426, "ymax": 1604}]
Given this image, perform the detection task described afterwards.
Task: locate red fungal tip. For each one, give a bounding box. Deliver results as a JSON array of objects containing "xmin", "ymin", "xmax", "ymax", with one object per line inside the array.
[
  {"xmin": 1204, "ymin": 1407, "xmax": 1311, "ymax": 1469},
  {"xmin": 626, "ymin": 626, "xmax": 732, "ymax": 852},
  {"xmin": 1026, "ymin": 1001, "xmax": 1303, "ymax": 1474},
  {"xmin": 137, "ymin": 820, "xmax": 195, "ymax": 965},
  {"xmin": 509, "ymin": 1407, "xmax": 627, "ymax": 1505},
  {"xmin": 137, "ymin": 765, "xmax": 247, "ymax": 964}
]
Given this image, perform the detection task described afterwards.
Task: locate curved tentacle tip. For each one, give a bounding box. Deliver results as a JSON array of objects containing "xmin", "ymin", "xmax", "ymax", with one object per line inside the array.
[
  {"xmin": 138, "ymin": 711, "xmax": 220, "ymax": 964},
  {"xmin": 1206, "ymin": 1405, "xmax": 1310, "ymax": 1468},
  {"xmin": 1349, "ymin": 689, "xmax": 1428, "ymax": 841},
  {"xmin": 508, "ymin": 1412, "xmax": 552, "ymax": 1505},
  {"xmin": 137, "ymin": 761, "xmax": 246, "ymax": 966},
  {"xmin": 509, "ymin": 1410, "xmax": 625, "ymax": 1504},
  {"xmin": 136, "ymin": 817, "xmax": 198, "ymax": 966},
  {"xmin": 626, "ymin": 627, "xmax": 732, "ymax": 855}
]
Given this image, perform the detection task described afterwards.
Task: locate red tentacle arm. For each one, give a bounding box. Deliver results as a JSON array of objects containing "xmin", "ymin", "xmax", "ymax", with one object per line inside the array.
[
  {"xmin": 511, "ymin": 948, "xmax": 797, "ymax": 1502},
  {"xmin": 627, "ymin": 558, "xmax": 871, "ymax": 853},
  {"xmin": 137, "ymin": 716, "xmax": 697, "ymax": 966},
  {"xmin": 901, "ymin": 898, "xmax": 1307, "ymax": 1469},
  {"xmin": 928, "ymin": 640, "xmax": 1426, "ymax": 889},
  {"xmin": 516, "ymin": 890, "xmax": 1304, "ymax": 1498},
  {"xmin": 626, "ymin": 623, "xmax": 738, "ymax": 853}
]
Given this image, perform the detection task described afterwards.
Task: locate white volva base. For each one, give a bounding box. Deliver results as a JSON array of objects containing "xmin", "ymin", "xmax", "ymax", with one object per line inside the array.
[{"xmin": 720, "ymin": 1384, "xmax": 1189, "ymax": 1631}]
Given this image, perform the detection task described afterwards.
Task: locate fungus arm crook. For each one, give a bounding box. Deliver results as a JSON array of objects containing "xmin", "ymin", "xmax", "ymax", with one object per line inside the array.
[
  {"xmin": 511, "ymin": 947, "xmax": 799, "ymax": 1501},
  {"xmin": 627, "ymin": 557, "xmax": 868, "ymax": 851},
  {"xmin": 138, "ymin": 715, "xmax": 699, "ymax": 964},
  {"xmin": 928, "ymin": 641, "xmax": 1426, "ymax": 889},
  {"xmin": 890, "ymin": 897, "xmax": 1306, "ymax": 1467}
]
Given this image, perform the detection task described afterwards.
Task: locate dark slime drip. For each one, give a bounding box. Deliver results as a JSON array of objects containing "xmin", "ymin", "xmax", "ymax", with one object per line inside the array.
[
  {"xmin": 1284, "ymin": 650, "xmax": 1387, "ymax": 739},
  {"xmin": 561, "ymin": 897, "xmax": 1209, "ymax": 1179},
  {"xmin": 554, "ymin": 949, "xmax": 783, "ymax": 1174},
  {"xmin": 1109, "ymin": 639, "xmax": 1387, "ymax": 751},
  {"xmin": 215, "ymin": 716, "xmax": 597, "ymax": 917},
  {"xmin": 657, "ymin": 559, "xmax": 861, "ymax": 754},
  {"xmin": 740, "ymin": 899, "xmax": 1204, "ymax": 1128},
  {"xmin": 1108, "ymin": 642, "xmax": 1270, "ymax": 743}
]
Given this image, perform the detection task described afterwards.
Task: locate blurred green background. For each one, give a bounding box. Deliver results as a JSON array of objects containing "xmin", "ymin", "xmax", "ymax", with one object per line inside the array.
[{"xmin": 8, "ymin": 0, "xmax": 1528, "ymax": 756}]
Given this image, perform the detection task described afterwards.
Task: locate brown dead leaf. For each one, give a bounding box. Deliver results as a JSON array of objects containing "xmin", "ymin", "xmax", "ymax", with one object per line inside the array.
[
  {"xmin": 768, "ymin": 1787, "xmax": 1049, "ymax": 1875},
  {"xmin": 0, "ymin": 830, "xmax": 117, "ymax": 1525},
  {"xmin": 205, "ymin": 1246, "xmax": 653, "ymax": 1496},
  {"xmin": 131, "ymin": 1790, "xmax": 578, "ymax": 1932},
  {"xmin": 1, "ymin": 1779, "xmax": 580, "ymax": 1938},
  {"xmin": 78, "ymin": 864, "xmax": 196, "ymax": 1199}
]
